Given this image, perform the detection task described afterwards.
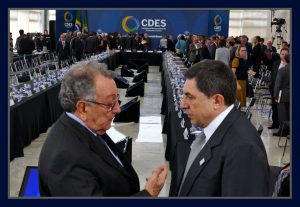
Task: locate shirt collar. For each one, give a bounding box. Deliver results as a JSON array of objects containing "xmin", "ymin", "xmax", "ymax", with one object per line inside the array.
[
  {"xmin": 66, "ymin": 112, "xmax": 97, "ymax": 137},
  {"xmin": 203, "ymin": 104, "xmax": 234, "ymax": 141}
]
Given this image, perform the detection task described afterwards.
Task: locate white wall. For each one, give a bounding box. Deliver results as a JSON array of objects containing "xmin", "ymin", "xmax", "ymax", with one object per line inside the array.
[
  {"xmin": 228, "ymin": 9, "xmax": 291, "ymax": 47},
  {"xmin": 9, "ymin": 10, "xmax": 45, "ymax": 46}
]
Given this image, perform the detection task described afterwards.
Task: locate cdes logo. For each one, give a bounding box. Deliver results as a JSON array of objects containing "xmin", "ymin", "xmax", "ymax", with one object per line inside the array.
[
  {"xmin": 213, "ymin": 15, "xmax": 222, "ymax": 32},
  {"xmin": 122, "ymin": 16, "xmax": 140, "ymax": 33},
  {"xmin": 64, "ymin": 11, "xmax": 74, "ymax": 29}
]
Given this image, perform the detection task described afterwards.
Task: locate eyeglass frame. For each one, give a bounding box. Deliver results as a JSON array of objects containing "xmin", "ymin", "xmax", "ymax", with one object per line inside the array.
[{"xmin": 82, "ymin": 94, "xmax": 120, "ymax": 112}]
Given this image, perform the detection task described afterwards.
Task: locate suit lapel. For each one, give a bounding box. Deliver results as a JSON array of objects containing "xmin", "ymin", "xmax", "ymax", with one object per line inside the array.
[
  {"xmin": 60, "ymin": 113, "xmax": 135, "ymax": 180},
  {"xmin": 179, "ymin": 108, "xmax": 241, "ymax": 196}
]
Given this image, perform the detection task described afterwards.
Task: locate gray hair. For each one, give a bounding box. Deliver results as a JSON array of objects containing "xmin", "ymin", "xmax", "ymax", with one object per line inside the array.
[{"xmin": 59, "ymin": 60, "xmax": 116, "ymax": 112}]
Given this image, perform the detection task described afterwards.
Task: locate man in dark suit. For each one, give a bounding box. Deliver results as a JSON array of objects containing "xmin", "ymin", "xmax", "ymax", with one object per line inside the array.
[
  {"xmin": 56, "ymin": 33, "xmax": 70, "ymax": 68},
  {"xmin": 71, "ymin": 32, "xmax": 84, "ymax": 62},
  {"xmin": 84, "ymin": 32, "xmax": 99, "ymax": 55},
  {"xmin": 209, "ymin": 35, "xmax": 218, "ymax": 59},
  {"xmin": 39, "ymin": 61, "xmax": 168, "ymax": 196},
  {"xmin": 274, "ymin": 54, "xmax": 290, "ymax": 136},
  {"xmin": 176, "ymin": 60, "xmax": 270, "ymax": 196},
  {"xmin": 19, "ymin": 33, "xmax": 35, "ymax": 66},
  {"xmin": 269, "ymin": 48, "xmax": 289, "ymax": 133}
]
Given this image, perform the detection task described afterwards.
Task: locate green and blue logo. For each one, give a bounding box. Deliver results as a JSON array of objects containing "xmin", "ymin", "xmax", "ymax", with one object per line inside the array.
[{"xmin": 122, "ymin": 16, "xmax": 140, "ymax": 33}]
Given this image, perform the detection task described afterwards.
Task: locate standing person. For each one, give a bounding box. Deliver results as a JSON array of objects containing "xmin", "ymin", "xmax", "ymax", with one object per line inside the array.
[
  {"xmin": 175, "ymin": 35, "xmax": 186, "ymax": 58},
  {"xmin": 188, "ymin": 35, "xmax": 198, "ymax": 65},
  {"xmin": 273, "ymin": 53, "xmax": 290, "ymax": 137},
  {"xmin": 215, "ymin": 39, "xmax": 230, "ymax": 67},
  {"xmin": 85, "ymin": 32, "xmax": 99, "ymax": 55},
  {"xmin": 15, "ymin": 29, "xmax": 26, "ymax": 55},
  {"xmin": 72, "ymin": 32, "xmax": 84, "ymax": 62},
  {"xmin": 167, "ymin": 35, "xmax": 174, "ymax": 51},
  {"xmin": 159, "ymin": 35, "xmax": 167, "ymax": 52},
  {"xmin": 231, "ymin": 46, "xmax": 249, "ymax": 107},
  {"xmin": 176, "ymin": 60, "xmax": 270, "ymax": 196},
  {"xmin": 9, "ymin": 32, "xmax": 14, "ymax": 64},
  {"xmin": 19, "ymin": 33, "xmax": 35, "ymax": 66},
  {"xmin": 268, "ymin": 48, "xmax": 289, "ymax": 131},
  {"xmin": 250, "ymin": 36, "xmax": 262, "ymax": 78},
  {"xmin": 39, "ymin": 60, "xmax": 168, "ymax": 196},
  {"xmin": 56, "ymin": 33, "xmax": 70, "ymax": 68}
]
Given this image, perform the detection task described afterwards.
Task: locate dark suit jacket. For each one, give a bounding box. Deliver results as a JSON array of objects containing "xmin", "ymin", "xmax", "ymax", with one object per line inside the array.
[
  {"xmin": 201, "ymin": 45, "xmax": 211, "ymax": 60},
  {"xmin": 176, "ymin": 108, "xmax": 270, "ymax": 196},
  {"xmin": 84, "ymin": 35, "xmax": 98, "ymax": 54},
  {"xmin": 274, "ymin": 64, "xmax": 290, "ymax": 103},
  {"xmin": 269, "ymin": 60, "xmax": 281, "ymax": 96},
  {"xmin": 209, "ymin": 42, "xmax": 217, "ymax": 59},
  {"xmin": 38, "ymin": 113, "xmax": 150, "ymax": 197},
  {"xmin": 56, "ymin": 41, "xmax": 70, "ymax": 60}
]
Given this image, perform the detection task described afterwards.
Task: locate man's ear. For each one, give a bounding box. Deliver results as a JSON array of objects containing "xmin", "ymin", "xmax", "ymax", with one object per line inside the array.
[
  {"xmin": 75, "ymin": 100, "xmax": 88, "ymax": 121},
  {"xmin": 212, "ymin": 94, "xmax": 225, "ymax": 110}
]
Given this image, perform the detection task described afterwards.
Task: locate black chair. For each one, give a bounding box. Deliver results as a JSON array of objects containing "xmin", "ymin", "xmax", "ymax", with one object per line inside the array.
[
  {"xmin": 19, "ymin": 166, "xmax": 40, "ymax": 197},
  {"xmin": 278, "ymin": 121, "xmax": 290, "ymax": 147},
  {"xmin": 257, "ymin": 125, "xmax": 263, "ymax": 135},
  {"xmin": 234, "ymin": 99, "xmax": 241, "ymax": 110},
  {"xmin": 245, "ymin": 110, "xmax": 252, "ymax": 120},
  {"xmin": 114, "ymin": 97, "xmax": 140, "ymax": 123},
  {"xmin": 133, "ymin": 70, "xmax": 147, "ymax": 83},
  {"xmin": 121, "ymin": 65, "xmax": 134, "ymax": 77},
  {"xmin": 126, "ymin": 80, "xmax": 144, "ymax": 97},
  {"xmin": 114, "ymin": 76, "xmax": 129, "ymax": 88},
  {"xmin": 136, "ymin": 63, "xmax": 149, "ymax": 73},
  {"xmin": 281, "ymin": 135, "xmax": 290, "ymax": 162}
]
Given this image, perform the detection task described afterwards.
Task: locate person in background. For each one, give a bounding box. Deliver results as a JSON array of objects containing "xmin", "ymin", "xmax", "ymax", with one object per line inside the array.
[
  {"xmin": 250, "ymin": 36, "xmax": 262, "ymax": 78},
  {"xmin": 56, "ymin": 33, "xmax": 70, "ymax": 68},
  {"xmin": 266, "ymin": 39, "xmax": 277, "ymax": 53},
  {"xmin": 19, "ymin": 33, "xmax": 35, "ymax": 66},
  {"xmin": 268, "ymin": 48, "xmax": 289, "ymax": 132},
  {"xmin": 38, "ymin": 60, "xmax": 168, "ymax": 196},
  {"xmin": 159, "ymin": 35, "xmax": 168, "ymax": 52},
  {"xmin": 231, "ymin": 46, "xmax": 249, "ymax": 107},
  {"xmin": 175, "ymin": 35, "xmax": 186, "ymax": 58},
  {"xmin": 15, "ymin": 29, "xmax": 26, "ymax": 55},
  {"xmin": 188, "ymin": 35, "xmax": 198, "ymax": 65},
  {"xmin": 273, "ymin": 52, "xmax": 290, "ymax": 137},
  {"xmin": 215, "ymin": 39, "xmax": 230, "ymax": 67},
  {"xmin": 9, "ymin": 32, "xmax": 14, "ymax": 64},
  {"xmin": 167, "ymin": 35, "xmax": 174, "ymax": 51},
  {"xmin": 176, "ymin": 59, "xmax": 270, "ymax": 196}
]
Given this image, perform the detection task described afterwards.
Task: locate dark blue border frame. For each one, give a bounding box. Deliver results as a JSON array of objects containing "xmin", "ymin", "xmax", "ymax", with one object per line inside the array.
[{"xmin": 1, "ymin": 1, "xmax": 299, "ymax": 207}]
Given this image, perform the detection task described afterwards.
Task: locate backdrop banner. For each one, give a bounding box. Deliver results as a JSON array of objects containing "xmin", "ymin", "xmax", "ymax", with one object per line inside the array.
[{"xmin": 56, "ymin": 10, "xmax": 229, "ymax": 50}]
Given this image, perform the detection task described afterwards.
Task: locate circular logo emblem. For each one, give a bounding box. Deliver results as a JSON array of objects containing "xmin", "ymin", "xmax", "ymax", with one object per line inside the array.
[
  {"xmin": 122, "ymin": 16, "xmax": 140, "ymax": 33},
  {"xmin": 64, "ymin": 12, "xmax": 73, "ymax": 23},
  {"xmin": 214, "ymin": 15, "xmax": 222, "ymax": 26}
]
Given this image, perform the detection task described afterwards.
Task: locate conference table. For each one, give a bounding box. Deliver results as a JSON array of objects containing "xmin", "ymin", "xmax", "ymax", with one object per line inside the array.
[
  {"xmin": 10, "ymin": 51, "xmax": 162, "ymax": 161},
  {"xmin": 160, "ymin": 53, "xmax": 195, "ymax": 196}
]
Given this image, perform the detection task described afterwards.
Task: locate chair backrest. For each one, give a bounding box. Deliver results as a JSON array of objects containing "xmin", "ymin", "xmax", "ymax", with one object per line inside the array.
[
  {"xmin": 257, "ymin": 125, "xmax": 263, "ymax": 135},
  {"xmin": 19, "ymin": 166, "xmax": 40, "ymax": 197},
  {"xmin": 234, "ymin": 99, "xmax": 241, "ymax": 110},
  {"xmin": 246, "ymin": 110, "xmax": 252, "ymax": 120},
  {"xmin": 249, "ymin": 97, "xmax": 256, "ymax": 107}
]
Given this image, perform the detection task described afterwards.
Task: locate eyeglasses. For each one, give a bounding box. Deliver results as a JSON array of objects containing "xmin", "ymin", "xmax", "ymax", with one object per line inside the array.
[{"xmin": 83, "ymin": 94, "xmax": 120, "ymax": 112}]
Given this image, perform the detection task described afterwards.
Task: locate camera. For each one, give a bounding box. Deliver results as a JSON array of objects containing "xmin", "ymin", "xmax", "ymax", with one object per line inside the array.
[{"xmin": 271, "ymin": 18, "xmax": 286, "ymax": 26}]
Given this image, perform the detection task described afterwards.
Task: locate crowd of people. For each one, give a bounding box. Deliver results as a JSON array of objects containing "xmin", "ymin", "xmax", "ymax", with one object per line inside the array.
[{"xmin": 9, "ymin": 27, "xmax": 291, "ymax": 197}]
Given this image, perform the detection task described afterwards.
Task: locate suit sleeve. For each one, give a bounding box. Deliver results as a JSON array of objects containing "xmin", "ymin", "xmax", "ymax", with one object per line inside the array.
[
  {"xmin": 222, "ymin": 143, "xmax": 270, "ymax": 196},
  {"xmin": 47, "ymin": 165, "xmax": 106, "ymax": 196},
  {"xmin": 274, "ymin": 68, "xmax": 283, "ymax": 99}
]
